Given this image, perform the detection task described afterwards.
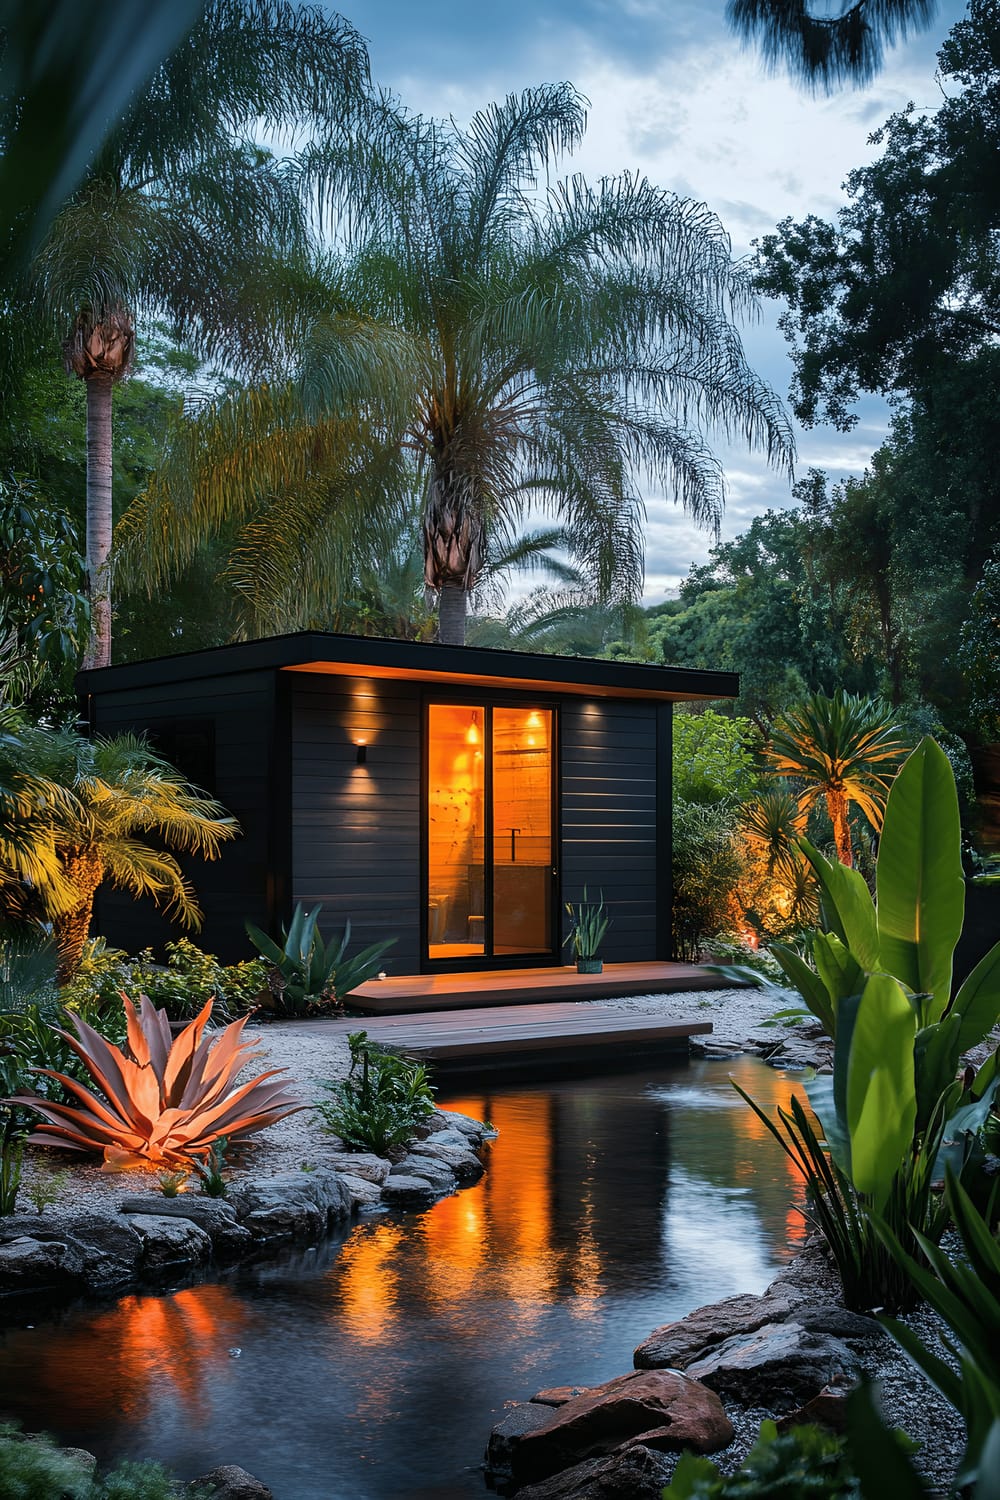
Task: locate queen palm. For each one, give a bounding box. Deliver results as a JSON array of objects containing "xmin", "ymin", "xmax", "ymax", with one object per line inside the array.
[
  {"xmin": 763, "ymin": 689, "xmax": 910, "ymax": 866},
  {"xmin": 2, "ymin": 726, "xmax": 237, "ymax": 981},
  {"xmin": 124, "ymin": 84, "xmax": 794, "ymax": 646},
  {"xmin": 5, "ymin": 0, "xmax": 369, "ymax": 670}
]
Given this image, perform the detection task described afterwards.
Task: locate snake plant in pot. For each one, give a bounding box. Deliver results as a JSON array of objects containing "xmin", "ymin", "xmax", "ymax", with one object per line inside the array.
[{"xmin": 564, "ymin": 888, "xmax": 611, "ymax": 973}]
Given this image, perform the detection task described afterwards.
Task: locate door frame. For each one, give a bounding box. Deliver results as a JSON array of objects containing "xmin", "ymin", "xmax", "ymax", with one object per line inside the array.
[{"xmin": 420, "ymin": 689, "xmax": 562, "ymax": 972}]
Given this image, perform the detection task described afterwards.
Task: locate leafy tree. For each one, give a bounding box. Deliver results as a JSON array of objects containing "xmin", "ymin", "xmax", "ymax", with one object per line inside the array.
[
  {"xmin": 726, "ymin": 0, "xmax": 940, "ymax": 90},
  {"xmin": 672, "ymin": 709, "xmax": 760, "ymax": 803},
  {"xmin": 764, "ymin": 689, "xmax": 910, "ymax": 865},
  {"xmin": 0, "ymin": 726, "xmax": 237, "ymax": 980},
  {"xmin": 2, "ymin": 0, "xmax": 370, "ymax": 669},
  {"xmin": 754, "ymin": 1, "xmax": 1000, "ymax": 427},
  {"xmin": 0, "ymin": 475, "xmax": 88, "ymax": 717},
  {"xmin": 957, "ymin": 549, "xmax": 1000, "ymax": 745}
]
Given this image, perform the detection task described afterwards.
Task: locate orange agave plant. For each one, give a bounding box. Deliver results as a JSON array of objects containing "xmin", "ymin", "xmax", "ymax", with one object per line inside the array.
[{"xmin": 10, "ymin": 995, "xmax": 302, "ymax": 1171}]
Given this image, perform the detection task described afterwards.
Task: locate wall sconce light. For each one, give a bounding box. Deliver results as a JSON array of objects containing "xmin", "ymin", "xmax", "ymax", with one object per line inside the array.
[
  {"xmin": 465, "ymin": 711, "xmax": 480, "ymax": 746},
  {"xmin": 354, "ymin": 738, "xmax": 368, "ymax": 764}
]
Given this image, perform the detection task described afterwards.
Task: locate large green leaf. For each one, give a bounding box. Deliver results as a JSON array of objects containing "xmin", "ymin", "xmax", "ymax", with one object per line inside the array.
[
  {"xmin": 951, "ymin": 940, "xmax": 1000, "ymax": 1056},
  {"xmin": 913, "ymin": 1012, "xmax": 964, "ymax": 1130},
  {"xmin": 876, "ymin": 737, "xmax": 965, "ymax": 1020},
  {"xmin": 846, "ymin": 972, "xmax": 917, "ymax": 1206},
  {"xmin": 771, "ymin": 941, "xmax": 836, "ymax": 1035},
  {"xmin": 812, "ymin": 930, "xmax": 866, "ymax": 1006},
  {"xmin": 801, "ymin": 839, "xmax": 880, "ymax": 970}
]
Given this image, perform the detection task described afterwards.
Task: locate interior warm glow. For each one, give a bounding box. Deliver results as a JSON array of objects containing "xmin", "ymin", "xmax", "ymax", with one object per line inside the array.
[{"xmin": 426, "ymin": 705, "xmax": 553, "ymax": 960}]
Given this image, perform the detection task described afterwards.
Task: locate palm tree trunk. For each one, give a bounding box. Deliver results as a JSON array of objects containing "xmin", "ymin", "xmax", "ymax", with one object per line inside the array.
[
  {"xmin": 826, "ymin": 788, "xmax": 853, "ymax": 867},
  {"xmin": 437, "ymin": 582, "xmax": 469, "ymax": 646},
  {"xmin": 54, "ymin": 847, "xmax": 104, "ymax": 982},
  {"xmin": 82, "ymin": 371, "xmax": 114, "ymax": 671}
]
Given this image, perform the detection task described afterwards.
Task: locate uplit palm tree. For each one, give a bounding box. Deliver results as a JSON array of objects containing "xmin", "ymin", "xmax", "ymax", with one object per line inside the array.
[
  {"xmin": 315, "ymin": 85, "xmax": 794, "ymax": 643},
  {"xmin": 763, "ymin": 689, "xmax": 909, "ymax": 865},
  {"xmin": 726, "ymin": 1, "xmax": 938, "ymax": 90},
  {"xmin": 1, "ymin": 726, "xmax": 237, "ymax": 980},
  {"xmin": 4, "ymin": 0, "xmax": 369, "ymax": 669},
  {"xmin": 126, "ymin": 84, "xmax": 794, "ymax": 646}
]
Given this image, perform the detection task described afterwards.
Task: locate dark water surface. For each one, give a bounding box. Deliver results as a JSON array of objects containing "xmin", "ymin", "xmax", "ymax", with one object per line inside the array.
[{"xmin": 0, "ymin": 1056, "xmax": 807, "ymax": 1499}]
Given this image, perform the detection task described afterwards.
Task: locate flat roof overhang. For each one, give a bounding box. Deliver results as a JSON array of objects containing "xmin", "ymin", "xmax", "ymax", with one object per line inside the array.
[{"xmin": 77, "ymin": 629, "xmax": 738, "ymax": 703}]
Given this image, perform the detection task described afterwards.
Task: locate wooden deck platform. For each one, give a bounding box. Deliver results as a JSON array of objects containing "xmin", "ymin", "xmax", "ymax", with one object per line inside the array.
[
  {"xmin": 348, "ymin": 960, "xmax": 728, "ymax": 1016},
  {"xmin": 317, "ymin": 1001, "xmax": 712, "ymax": 1076}
]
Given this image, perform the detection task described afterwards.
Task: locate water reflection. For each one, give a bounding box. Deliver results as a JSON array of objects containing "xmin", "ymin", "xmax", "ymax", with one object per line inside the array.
[{"xmin": 0, "ymin": 1058, "xmax": 808, "ymax": 1499}]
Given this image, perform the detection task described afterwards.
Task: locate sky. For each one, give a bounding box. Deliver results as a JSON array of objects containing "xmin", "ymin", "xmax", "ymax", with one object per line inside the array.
[{"xmin": 336, "ymin": 0, "xmax": 968, "ymax": 602}]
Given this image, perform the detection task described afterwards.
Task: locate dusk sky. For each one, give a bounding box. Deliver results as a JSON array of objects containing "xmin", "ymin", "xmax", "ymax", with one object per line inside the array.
[{"xmin": 340, "ymin": 0, "xmax": 967, "ymax": 601}]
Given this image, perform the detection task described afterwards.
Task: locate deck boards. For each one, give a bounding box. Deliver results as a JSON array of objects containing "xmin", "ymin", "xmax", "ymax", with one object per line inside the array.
[
  {"xmin": 311, "ymin": 1001, "xmax": 712, "ymax": 1070},
  {"xmin": 348, "ymin": 960, "xmax": 728, "ymax": 1015}
]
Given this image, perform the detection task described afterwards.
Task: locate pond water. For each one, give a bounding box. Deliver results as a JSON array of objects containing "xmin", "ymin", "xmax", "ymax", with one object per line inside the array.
[{"xmin": 0, "ymin": 1055, "xmax": 808, "ymax": 1498}]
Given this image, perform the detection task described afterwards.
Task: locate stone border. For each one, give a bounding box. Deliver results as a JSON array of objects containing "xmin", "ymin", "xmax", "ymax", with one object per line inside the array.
[{"xmin": 0, "ymin": 1108, "xmax": 487, "ymax": 1301}]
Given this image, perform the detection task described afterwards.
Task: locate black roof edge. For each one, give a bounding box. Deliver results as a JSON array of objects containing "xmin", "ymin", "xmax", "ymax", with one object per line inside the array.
[{"xmin": 76, "ymin": 629, "xmax": 738, "ymax": 702}]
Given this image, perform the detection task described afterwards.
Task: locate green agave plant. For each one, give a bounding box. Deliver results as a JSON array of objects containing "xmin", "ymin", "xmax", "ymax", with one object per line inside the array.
[{"xmin": 247, "ymin": 903, "xmax": 395, "ymax": 1015}]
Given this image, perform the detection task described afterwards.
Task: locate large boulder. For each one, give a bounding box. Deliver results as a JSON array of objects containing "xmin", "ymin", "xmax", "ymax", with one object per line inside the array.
[
  {"xmin": 227, "ymin": 1169, "xmax": 352, "ymax": 1240},
  {"xmin": 128, "ymin": 1214, "xmax": 214, "ymax": 1270},
  {"xmin": 515, "ymin": 1441, "xmax": 677, "ymax": 1500},
  {"xmin": 0, "ymin": 1211, "xmax": 142, "ymax": 1293},
  {"xmin": 389, "ymin": 1155, "xmax": 456, "ymax": 1191},
  {"xmin": 337, "ymin": 1173, "xmax": 384, "ymax": 1209},
  {"xmin": 408, "ymin": 1138, "xmax": 483, "ymax": 1182},
  {"xmin": 510, "ymin": 1370, "xmax": 733, "ymax": 1486},
  {"xmin": 380, "ymin": 1174, "xmax": 439, "ymax": 1208},
  {"xmin": 485, "ymin": 1402, "xmax": 558, "ymax": 1481},
  {"xmin": 322, "ymin": 1152, "xmax": 391, "ymax": 1185},
  {"xmin": 187, "ymin": 1464, "xmax": 273, "ymax": 1499},
  {"xmin": 634, "ymin": 1287, "xmax": 807, "ymax": 1369},
  {"xmin": 119, "ymin": 1197, "xmax": 253, "ymax": 1257},
  {"xmin": 684, "ymin": 1321, "xmax": 862, "ymax": 1412}
]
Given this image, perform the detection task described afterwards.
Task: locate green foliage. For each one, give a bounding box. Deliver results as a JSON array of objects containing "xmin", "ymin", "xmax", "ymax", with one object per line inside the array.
[
  {"xmin": 22, "ymin": 1164, "xmax": 69, "ymax": 1214},
  {"xmin": 742, "ymin": 738, "xmax": 1000, "ymax": 1310},
  {"xmin": 191, "ymin": 1137, "xmax": 229, "ymax": 1197},
  {"xmin": 125, "ymin": 939, "xmax": 268, "ymax": 1023},
  {"xmin": 0, "ymin": 1420, "xmax": 204, "ymax": 1497},
  {"xmin": 672, "ymin": 799, "xmax": 745, "ymax": 961},
  {"xmin": 726, "ymin": 0, "xmax": 938, "ymax": 91},
  {"xmin": 673, "ymin": 710, "xmax": 760, "ymax": 805},
  {"xmin": 958, "ymin": 551, "xmax": 1000, "ymax": 745},
  {"xmin": 877, "ymin": 1174, "xmax": 1000, "ymax": 1489},
  {"xmin": 0, "ymin": 473, "xmax": 88, "ymax": 716},
  {"xmin": 247, "ymin": 903, "xmax": 395, "ymax": 1016},
  {"xmin": 316, "ymin": 1031, "xmax": 436, "ymax": 1156},
  {"xmin": 0, "ymin": 1117, "xmax": 24, "ymax": 1216},
  {"xmin": 157, "ymin": 1170, "xmax": 189, "ymax": 1198},
  {"xmin": 563, "ymin": 888, "xmax": 611, "ymax": 960},
  {"xmin": 665, "ymin": 1416, "xmax": 861, "ymax": 1498}
]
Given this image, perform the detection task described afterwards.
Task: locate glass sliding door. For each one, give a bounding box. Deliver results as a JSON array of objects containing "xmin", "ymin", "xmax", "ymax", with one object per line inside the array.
[
  {"xmin": 492, "ymin": 707, "xmax": 553, "ymax": 955},
  {"xmin": 426, "ymin": 702, "xmax": 555, "ymax": 964}
]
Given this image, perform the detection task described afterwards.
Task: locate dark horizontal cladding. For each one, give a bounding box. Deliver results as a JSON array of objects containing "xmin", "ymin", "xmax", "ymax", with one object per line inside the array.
[{"xmin": 77, "ymin": 629, "xmax": 738, "ymax": 702}]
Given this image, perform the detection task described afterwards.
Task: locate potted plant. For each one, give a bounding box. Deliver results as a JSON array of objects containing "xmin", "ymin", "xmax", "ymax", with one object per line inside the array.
[{"xmin": 564, "ymin": 888, "xmax": 611, "ymax": 973}]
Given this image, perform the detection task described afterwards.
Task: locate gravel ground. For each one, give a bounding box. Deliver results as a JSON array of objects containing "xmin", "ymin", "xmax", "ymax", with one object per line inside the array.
[{"xmin": 14, "ymin": 984, "xmax": 976, "ymax": 1491}]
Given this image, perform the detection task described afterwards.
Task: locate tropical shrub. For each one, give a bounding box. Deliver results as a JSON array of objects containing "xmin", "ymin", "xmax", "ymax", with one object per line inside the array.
[
  {"xmin": 125, "ymin": 940, "xmax": 269, "ymax": 1022},
  {"xmin": 665, "ymin": 1418, "xmax": 863, "ymax": 1498},
  {"xmin": 673, "ymin": 710, "xmax": 761, "ymax": 805},
  {"xmin": 316, "ymin": 1030, "xmax": 436, "ymax": 1156},
  {"xmin": 736, "ymin": 737, "xmax": 1000, "ymax": 1310},
  {"xmin": 247, "ymin": 903, "xmax": 395, "ymax": 1015},
  {"xmin": 672, "ymin": 798, "xmax": 745, "ymax": 960},
  {"xmin": 9, "ymin": 995, "xmax": 301, "ymax": 1170}
]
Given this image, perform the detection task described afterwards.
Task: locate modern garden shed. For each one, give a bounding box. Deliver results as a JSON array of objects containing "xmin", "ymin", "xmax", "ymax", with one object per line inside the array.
[{"xmin": 78, "ymin": 633, "xmax": 737, "ymax": 972}]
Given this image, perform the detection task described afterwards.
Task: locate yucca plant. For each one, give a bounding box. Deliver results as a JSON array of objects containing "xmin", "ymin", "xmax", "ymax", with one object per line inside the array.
[{"xmin": 7, "ymin": 994, "xmax": 301, "ymax": 1170}]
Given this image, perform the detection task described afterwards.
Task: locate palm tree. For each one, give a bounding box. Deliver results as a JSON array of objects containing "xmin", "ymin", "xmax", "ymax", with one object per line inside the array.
[
  {"xmin": 1, "ymin": 726, "xmax": 238, "ymax": 981},
  {"xmin": 726, "ymin": 1, "xmax": 938, "ymax": 90},
  {"xmin": 4, "ymin": 0, "xmax": 369, "ymax": 670},
  {"xmin": 763, "ymin": 689, "xmax": 910, "ymax": 865},
  {"xmin": 123, "ymin": 84, "xmax": 794, "ymax": 646}
]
